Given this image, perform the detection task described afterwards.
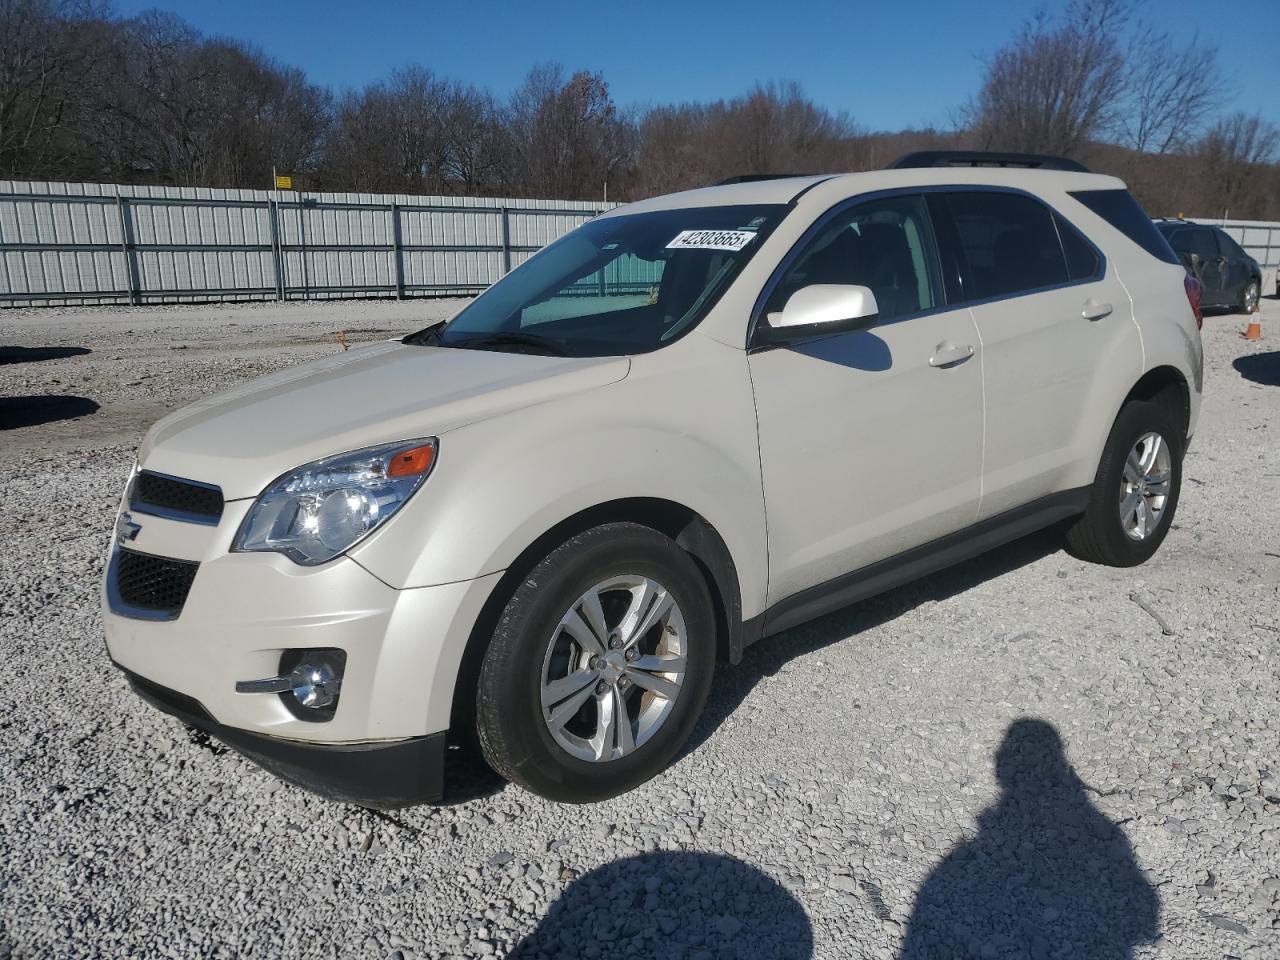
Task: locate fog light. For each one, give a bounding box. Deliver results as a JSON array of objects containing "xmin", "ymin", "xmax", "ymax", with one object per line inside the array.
[
  {"xmin": 289, "ymin": 661, "xmax": 340, "ymax": 708},
  {"xmin": 235, "ymin": 648, "xmax": 346, "ymax": 722}
]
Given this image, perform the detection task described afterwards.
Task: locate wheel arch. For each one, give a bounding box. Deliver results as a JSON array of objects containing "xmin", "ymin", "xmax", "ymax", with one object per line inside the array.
[
  {"xmin": 448, "ymin": 497, "xmax": 745, "ymax": 739},
  {"xmin": 1123, "ymin": 365, "xmax": 1191, "ymax": 441}
]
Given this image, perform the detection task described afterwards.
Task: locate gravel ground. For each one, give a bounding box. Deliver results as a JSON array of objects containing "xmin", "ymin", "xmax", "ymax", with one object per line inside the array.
[{"xmin": 1, "ymin": 297, "xmax": 1279, "ymax": 960}]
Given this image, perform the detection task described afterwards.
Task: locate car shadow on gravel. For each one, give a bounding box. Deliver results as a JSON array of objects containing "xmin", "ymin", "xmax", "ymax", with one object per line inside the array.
[
  {"xmin": 687, "ymin": 524, "xmax": 1068, "ymax": 756},
  {"xmin": 900, "ymin": 718, "xmax": 1159, "ymax": 959},
  {"xmin": 508, "ymin": 850, "xmax": 812, "ymax": 959},
  {"xmin": 0, "ymin": 345, "xmax": 91, "ymax": 365},
  {"xmin": 1233, "ymin": 351, "xmax": 1280, "ymax": 386},
  {"xmin": 0, "ymin": 395, "xmax": 100, "ymax": 429}
]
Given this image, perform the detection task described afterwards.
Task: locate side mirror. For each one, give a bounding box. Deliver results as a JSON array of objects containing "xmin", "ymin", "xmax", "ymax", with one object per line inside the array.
[{"xmin": 764, "ymin": 284, "xmax": 880, "ymax": 342}]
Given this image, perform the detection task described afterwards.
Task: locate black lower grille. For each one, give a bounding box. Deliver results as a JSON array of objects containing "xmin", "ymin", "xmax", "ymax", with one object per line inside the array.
[
  {"xmin": 114, "ymin": 548, "xmax": 199, "ymax": 617},
  {"xmin": 131, "ymin": 471, "xmax": 223, "ymax": 524}
]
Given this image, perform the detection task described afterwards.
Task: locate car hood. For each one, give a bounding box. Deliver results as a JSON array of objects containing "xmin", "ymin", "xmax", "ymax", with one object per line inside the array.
[{"xmin": 139, "ymin": 341, "xmax": 630, "ymax": 500}]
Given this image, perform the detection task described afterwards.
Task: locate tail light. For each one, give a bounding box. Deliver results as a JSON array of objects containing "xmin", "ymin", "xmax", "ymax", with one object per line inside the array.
[{"xmin": 1184, "ymin": 273, "xmax": 1203, "ymax": 330}]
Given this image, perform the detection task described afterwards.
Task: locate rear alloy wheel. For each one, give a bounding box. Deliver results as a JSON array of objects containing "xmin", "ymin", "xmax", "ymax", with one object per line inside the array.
[
  {"xmin": 1118, "ymin": 432, "xmax": 1173, "ymax": 542},
  {"xmin": 476, "ymin": 523, "xmax": 715, "ymax": 802},
  {"xmin": 1065, "ymin": 400, "xmax": 1183, "ymax": 566},
  {"xmin": 1239, "ymin": 280, "xmax": 1260, "ymax": 314}
]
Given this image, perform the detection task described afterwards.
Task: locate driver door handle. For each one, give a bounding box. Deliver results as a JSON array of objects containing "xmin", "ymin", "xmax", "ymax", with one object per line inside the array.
[
  {"xmin": 929, "ymin": 342, "xmax": 975, "ymax": 367},
  {"xmin": 1082, "ymin": 299, "xmax": 1113, "ymax": 321}
]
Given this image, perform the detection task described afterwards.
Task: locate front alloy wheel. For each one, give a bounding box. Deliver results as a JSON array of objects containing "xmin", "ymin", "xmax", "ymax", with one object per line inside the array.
[
  {"xmin": 476, "ymin": 522, "xmax": 715, "ymax": 802},
  {"xmin": 541, "ymin": 575, "xmax": 686, "ymax": 762}
]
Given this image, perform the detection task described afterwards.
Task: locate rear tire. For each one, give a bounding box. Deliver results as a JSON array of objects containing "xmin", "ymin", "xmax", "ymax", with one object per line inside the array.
[
  {"xmin": 1065, "ymin": 401, "xmax": 1183, "ymax": 567},
  {"xmin": 476, "ymin": 522, "xmax": 715, "ymax": 802}
]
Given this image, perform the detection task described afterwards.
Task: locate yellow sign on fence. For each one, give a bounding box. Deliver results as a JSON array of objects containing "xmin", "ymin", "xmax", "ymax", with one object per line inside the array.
[{"xmin": 274, "ymin": 174, "xmax": 293, "ymax": 190}]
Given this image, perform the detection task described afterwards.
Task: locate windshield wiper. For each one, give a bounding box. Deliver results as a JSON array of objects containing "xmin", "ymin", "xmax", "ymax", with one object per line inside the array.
[{"xmin": 447, "ymin": 331, "xmax": 569, "ymax": 356}]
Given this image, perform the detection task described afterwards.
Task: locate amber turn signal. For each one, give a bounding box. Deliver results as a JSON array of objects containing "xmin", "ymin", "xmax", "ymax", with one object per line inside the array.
[{"xmin": 387, "ymin": 443, "xmax": 436, "ymax": 478}]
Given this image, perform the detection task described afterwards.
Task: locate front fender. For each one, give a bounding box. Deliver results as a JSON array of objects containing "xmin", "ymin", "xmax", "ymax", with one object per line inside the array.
[{"xmin": 348, "ymin": 334, "xmax": 770, "ymax": 620}]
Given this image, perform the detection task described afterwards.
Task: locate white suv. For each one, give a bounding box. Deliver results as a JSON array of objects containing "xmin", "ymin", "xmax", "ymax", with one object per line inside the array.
[{"xmin": 104, "ymin": 152, "xmax": 1204, "ymax": 806}]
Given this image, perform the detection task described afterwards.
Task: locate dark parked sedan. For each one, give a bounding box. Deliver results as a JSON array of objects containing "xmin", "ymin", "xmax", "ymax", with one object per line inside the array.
[{"xmin": 1155, "ymin": 219, "xmax": 1261, "ymax": 313}]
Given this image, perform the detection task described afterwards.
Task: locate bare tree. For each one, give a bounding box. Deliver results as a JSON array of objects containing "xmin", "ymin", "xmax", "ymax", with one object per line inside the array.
[
  {"xmin": 966, "ymin": 0, "xmax": 1131, "ymax": 159},
  {"xmin": 0, "ymin": 0, "xmax": 107, "ymax": 178},
  {"xmin": 1195, "ymin": 112, "xmax": 1280, "ymax": 218},
  {"xmin": 1121, "ymin": 29, "xmax": 1225, "ymax": 155},
  {"xmin": 507, "ymin": 63, "xmax": 632, "ymax": 200}
]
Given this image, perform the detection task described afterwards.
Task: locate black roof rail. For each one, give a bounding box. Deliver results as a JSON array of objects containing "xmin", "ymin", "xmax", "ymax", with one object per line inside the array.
[
  {"xmin": 716, "ymin": 173, "xmax": 815, "ymax": 185},
  {"xmin": 888, "ymin": 151, "xmax": 1089, "ymax": 173}
]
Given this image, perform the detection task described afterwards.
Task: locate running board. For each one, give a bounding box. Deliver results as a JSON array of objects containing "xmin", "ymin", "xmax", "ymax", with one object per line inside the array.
[{"xmin": 759, "ymin": 488, "xmax": 1090, "ymax": 638}]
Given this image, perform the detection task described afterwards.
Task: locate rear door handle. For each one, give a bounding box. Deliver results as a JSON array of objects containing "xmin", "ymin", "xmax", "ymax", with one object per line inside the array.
[
  {"xmin": 1082, "ymin": 299, "xmax": 1113, "ymax": 321},
  {"xmin": 929, "ymin": 342, "xmax": 975, "ymax": 367}
]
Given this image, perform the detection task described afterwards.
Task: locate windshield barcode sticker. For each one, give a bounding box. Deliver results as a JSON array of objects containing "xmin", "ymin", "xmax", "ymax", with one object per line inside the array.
[{"xmin": 666, "ymin": 229, "xmax": 757, "ymax": 252}]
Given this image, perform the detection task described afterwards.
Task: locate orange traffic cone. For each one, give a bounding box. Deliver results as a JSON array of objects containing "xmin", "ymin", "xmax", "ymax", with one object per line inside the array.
[
  {"xmin": 1239, "ymin": 308, "xmax": 1259, "ymax": 343},
  {"xmin": 1242, "ymin": 303, "xmax": 1262, "ymax": 340}
]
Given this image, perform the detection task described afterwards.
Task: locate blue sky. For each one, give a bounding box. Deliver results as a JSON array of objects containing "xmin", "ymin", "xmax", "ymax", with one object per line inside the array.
[{"xmin": 114, "ymin": 0, "xmax": 1277, "ymax": 132}]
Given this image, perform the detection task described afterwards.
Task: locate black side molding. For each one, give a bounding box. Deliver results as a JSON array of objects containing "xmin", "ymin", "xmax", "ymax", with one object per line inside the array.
[{"xmin": 758, "ymin": 488, "xmax": 1090, "ymax": 638}]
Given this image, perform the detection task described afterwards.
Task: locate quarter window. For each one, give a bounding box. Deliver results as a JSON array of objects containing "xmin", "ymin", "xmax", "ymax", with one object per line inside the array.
[
  {"xmin": 1055, "ymin": 212, "xmax": 1101, "ymax": 281},
  {"xmin": 765, "ymin": 194, "xmax": 940, "ymax": 322},
  {"xmin": 942, "ymin": 192, "xmax": 1070, "ymax": 300}
]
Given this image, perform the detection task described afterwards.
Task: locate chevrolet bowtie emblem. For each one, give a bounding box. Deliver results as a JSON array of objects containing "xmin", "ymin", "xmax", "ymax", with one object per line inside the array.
[{"xmin": 116, "ymin": 512, "xmax": 142, "ymax": 545}]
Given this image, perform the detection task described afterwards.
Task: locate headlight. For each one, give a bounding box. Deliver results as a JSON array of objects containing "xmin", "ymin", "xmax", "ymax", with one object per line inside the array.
[{"xmin": 233, "ymin": 439, "xmax": 437, "ymax": 565}]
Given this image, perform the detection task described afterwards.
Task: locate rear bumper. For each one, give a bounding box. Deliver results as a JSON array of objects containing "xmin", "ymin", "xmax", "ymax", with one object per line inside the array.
[{"xmin": 121, "ymin": 667, "xmax": 446, "ymax": 808}]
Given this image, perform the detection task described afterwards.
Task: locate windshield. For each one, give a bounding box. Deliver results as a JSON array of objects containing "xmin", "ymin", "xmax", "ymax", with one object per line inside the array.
[{"xmin": 413, "ymin": 204, "xmax": 787, "ymax": 357}]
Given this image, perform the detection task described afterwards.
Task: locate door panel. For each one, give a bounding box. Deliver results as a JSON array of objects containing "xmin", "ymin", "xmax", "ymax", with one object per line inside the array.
[
  {"xmin": 748, "ymin": 193, "xmax": 983, "ymax": 604},
  {"xmin": 751, "ymin": 311, "xmax": 983, "ymax": 601},
  {"xmin": 931, "ymin": 189, "xmax": 1142, "ymax": 519},
  {"xmin": 967, "ymin": 274, "xmax": 1136, "ymax": 518}
]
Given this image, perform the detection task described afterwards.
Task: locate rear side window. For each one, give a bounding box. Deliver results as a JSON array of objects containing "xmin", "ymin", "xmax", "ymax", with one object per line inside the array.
[
  {"xmin": 1216, "ymin": 230, "xmax": 1247, "ymax": 259},
  {"xmin": 1054, "ymin": 212, "xmax": 1101, "ymax": 281},
  {"xmin": 1069, "ymin": 189, "xmax": 1179, "ymax": 265},
  {"xmin": 942, "ymin": 191, "xmax": 1069, "ymax": 300}
]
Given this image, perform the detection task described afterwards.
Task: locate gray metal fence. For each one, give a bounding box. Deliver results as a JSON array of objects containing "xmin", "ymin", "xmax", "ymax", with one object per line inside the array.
[{"xmin": 0, "ymin": 180, "xmax": 612, "ymax": 307}]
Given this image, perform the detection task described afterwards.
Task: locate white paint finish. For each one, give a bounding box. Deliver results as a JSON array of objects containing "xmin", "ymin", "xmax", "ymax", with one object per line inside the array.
[
  {"xmin": 350, "ymin": 331, "xmax": 771, "ymax": 616},
  {"xmin": 969, "ymin": 270, "xmax": 1140, "ymax": 519},
  {"xmin": 104, "ymin": 164, "xmax": 1208, "ymax": 754},
  {"xmin": 749, "ymin": 306, "xmax": 983, "ymax": 602}
]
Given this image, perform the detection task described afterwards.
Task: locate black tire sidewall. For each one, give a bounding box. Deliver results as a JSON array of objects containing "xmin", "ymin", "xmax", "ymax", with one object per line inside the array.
[
  {"xmin": 1089, "ymin": 401, "xmax": 1183, "ymax": 565},
  {"xmin": 477, "ymin": 524, "xmax": 715, "ymax": 802}
]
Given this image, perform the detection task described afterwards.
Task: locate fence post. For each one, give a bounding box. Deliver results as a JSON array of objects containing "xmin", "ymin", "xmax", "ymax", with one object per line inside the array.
[
  {"xmin": 267, "ymin": 199, "xmax": 285, "ymax": 301},
  {"xmin": 115, "ymin": 196, "xmax": 140, "ymax": 305},
  {"xmin": 500, "ymin": 206, "xmax": 512, "ymax": 274},
  {"xmin": 391, "ymin": 202, "xmax": 405, "ymax": 299}
]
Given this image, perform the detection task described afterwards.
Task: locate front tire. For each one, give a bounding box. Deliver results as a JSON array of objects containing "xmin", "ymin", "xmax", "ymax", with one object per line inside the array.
[
  {"xmin": 476, "ymin": 522, "xmax": 715, "ymax": 802},
  {"xmin": 1065, "ymin": 401, "xmax": 1183, "ymax": 567}
]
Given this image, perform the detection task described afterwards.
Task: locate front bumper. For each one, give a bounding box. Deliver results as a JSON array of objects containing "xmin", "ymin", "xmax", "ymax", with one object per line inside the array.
[{"xmin": 121, "ymin": 667, "xmax": 446, "ymax": 807}]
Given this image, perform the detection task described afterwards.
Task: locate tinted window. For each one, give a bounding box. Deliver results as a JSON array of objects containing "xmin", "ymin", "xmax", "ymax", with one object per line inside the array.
[
  {"xmin": 944, "ymin": 192, "xmax": 1068, "ymax": 300},
  {"xmin": 1070, "ymin": 189, "xmax": 1179, "ymax": 264},
  {"xmin": 1183, "ymin": 228, "xmax": 1218, "ymax": 262},
  {"xmin": 766, "ymin": 194, "xmax": 940, "ymax": 322},
  {"xmin": 1216, "ymin": 230, "xmax": 1247, "ymax": 259},
  {"xmin": 1055, "ymin": 212, "xmax": 1101, "ymax": 281}
]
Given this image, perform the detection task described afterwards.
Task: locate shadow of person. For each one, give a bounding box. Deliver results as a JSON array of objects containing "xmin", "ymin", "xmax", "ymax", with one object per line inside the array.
[
  {"xmin": 510, "ymin": 851, "xmax": 812, "ymax": 960},
  {"xmin": 900, "ymin": 719, "xmax": 1159, "ymax": 960},
  {"xmin": 1234, "ymin": 351, "xmax": 1280, "ymax": 387}
]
